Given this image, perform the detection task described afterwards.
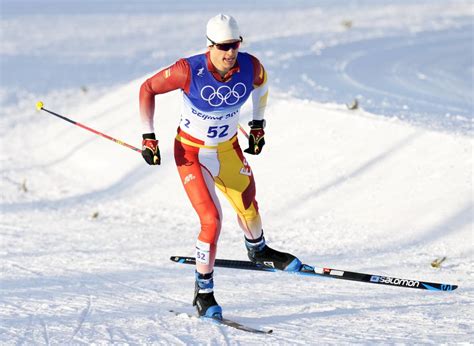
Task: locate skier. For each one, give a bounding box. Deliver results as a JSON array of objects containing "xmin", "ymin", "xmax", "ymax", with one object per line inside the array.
[{"xmin": 139, "ymin": 14, "xmax": 301, "ymax": 319}]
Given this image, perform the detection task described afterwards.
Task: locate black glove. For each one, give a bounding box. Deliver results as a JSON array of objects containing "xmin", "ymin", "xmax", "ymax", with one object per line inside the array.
[
  {"xmin": 142, "ymin": 133, "xmax": 161, "ymax": 165},
  {"xmin": 244, "ymin": 120, "xmax": 265, "ymax": 155}
]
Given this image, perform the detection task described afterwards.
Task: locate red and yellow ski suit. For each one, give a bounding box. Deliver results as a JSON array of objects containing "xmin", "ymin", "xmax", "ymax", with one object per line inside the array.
[{"xmin": 139, "ymin": 51, "xmax": 268, "ymax": 273}]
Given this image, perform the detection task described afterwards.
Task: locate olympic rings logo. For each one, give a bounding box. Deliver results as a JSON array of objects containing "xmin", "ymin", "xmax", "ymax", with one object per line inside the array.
[{"xmin": 200, "ymin": 83, "xmax": 247, "ymax": 107}]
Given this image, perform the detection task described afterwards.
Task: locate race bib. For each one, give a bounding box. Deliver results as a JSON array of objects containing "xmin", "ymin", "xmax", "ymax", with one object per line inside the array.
[{"xmin": 195, "ymin": 240, "xmax": 211, "ymax": 265}]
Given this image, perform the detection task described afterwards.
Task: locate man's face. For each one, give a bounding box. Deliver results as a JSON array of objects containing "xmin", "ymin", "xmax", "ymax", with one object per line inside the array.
[{"xmin": 209, "ymin": 39, "xmax": 241, "ymax": 72}]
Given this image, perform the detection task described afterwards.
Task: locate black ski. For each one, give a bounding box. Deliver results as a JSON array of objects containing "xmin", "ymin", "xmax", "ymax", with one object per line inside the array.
[
  {"xmin": 170, "ymin": 256, "xmax": 458, "ymax": 291},
  {"xmin": 169, "ymin": 310, "xmax": 273, "ymax": 334}
]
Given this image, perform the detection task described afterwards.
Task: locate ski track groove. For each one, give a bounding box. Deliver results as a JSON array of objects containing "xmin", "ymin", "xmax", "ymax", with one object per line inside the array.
[
  {"xmin": 156, "ymin": 320, "xmax": 194, "ymax": 346},
  {"xmin": 8, "ymin": 262, "xmax": 45, "ymax": 277},
  {"xmin": 105, "ymin": 326, "xmax": 118, "ymax": 344},
  {"xmin": 80, "ymin": 272, "xmax": 207, "ymax": 344},
  {"xmin": 17, "ymin": 315, "xmax": 35, "ymax": 345},
  {"xmin": 94, "ymin": 272, "xmax": 189, "ymax": 306},
  {"xmin": 105, "ymin": 326, "xmax": 138, "ymax": 345},
  {"xmin": 40, "ymin": 319, "xmax": 51, "ymax": 346},
  {"xmin": 2, "ymin": 297, "xmax": 52, "ymax": 345},
  {"xmin": 68, "ymin": 295, "xmax": 93, "ymax": 343},
  {"xmin": 214, "ymin": 322, "xmax": 232, "ymax": 345}
]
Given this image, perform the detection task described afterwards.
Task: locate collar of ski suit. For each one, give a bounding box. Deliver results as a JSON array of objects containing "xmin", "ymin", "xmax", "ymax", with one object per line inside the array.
[{"xmin": 205, "ymin": 51, "xmax": 241, "ymax": 82}]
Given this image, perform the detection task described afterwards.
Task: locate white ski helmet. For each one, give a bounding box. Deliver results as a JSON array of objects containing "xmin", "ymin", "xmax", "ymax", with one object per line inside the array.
[{"xmin": 206, "ymin": 14, "xmax": 242, "ymax": 46}]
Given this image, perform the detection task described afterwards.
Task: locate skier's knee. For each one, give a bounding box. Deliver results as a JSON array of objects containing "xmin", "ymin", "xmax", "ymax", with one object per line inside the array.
[
  {"xmin": 239, "ymin": 207, "xmax": 259, "ymax": 224},
  {"xmin": 199, "ymin": 216, "xmax": 221, "ymax": 245}
]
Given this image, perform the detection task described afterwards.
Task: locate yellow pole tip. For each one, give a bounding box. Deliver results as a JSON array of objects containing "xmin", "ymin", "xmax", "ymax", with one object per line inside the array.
[{"xmin": 36, "ymin": 101, "xmax": 44, "ymax": 110}]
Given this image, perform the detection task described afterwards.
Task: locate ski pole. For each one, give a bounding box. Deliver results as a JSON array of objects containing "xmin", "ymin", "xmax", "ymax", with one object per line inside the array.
[
  {"xmin": 237, "ymin": 124, "xmax": 249, "ymax": 139},
  {"xmin": 36, "ymin": 101, "xmax": 141, "ymax": 153}
]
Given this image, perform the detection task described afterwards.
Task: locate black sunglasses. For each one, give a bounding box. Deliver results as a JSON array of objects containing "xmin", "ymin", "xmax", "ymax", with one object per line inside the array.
[{"xmin": 207, "ymin": 36, "xmax": 243, "ymax": 51}]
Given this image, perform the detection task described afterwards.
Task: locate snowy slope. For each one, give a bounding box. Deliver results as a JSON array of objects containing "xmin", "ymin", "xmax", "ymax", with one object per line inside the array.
[{"xmin": 1, "ymin": 1, "xmax": 473, "ymax": 344}]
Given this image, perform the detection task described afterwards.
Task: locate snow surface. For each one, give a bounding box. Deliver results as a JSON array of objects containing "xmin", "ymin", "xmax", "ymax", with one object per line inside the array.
[{"xmin": 1, "ymin": 0, "xmax": 473, "ymax": 344}]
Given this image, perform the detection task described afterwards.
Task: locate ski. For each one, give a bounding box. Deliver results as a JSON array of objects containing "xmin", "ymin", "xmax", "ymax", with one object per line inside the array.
[
  {"xmin": 169, "ymin": 310, "xmax": 273, "ymax": 334},
  {"xmin": 170, "ymin": 256, "xmax": 458, "ymax": 291}
]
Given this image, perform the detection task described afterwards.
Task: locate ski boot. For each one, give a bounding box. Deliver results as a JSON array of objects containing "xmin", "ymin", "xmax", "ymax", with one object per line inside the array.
[
  {"xmin": 193, "ymin": 271, "xmax": 222, "ymax": 320},
  {"xmin": 246, "ymin": 233, "xmax": 302, "ymax": 271}
]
